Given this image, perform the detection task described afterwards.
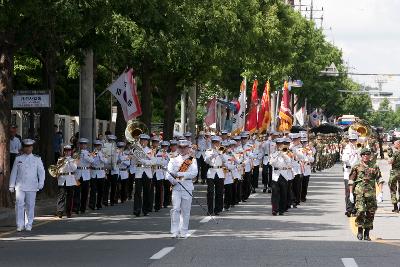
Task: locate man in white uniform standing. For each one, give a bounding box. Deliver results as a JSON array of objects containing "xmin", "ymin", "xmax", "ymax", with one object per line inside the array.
[
  {"xmin": 9, "ymin": 139, "xmax": 45, "ymax": 231},
  {"xmin": 167, "ymin": 140, "xmax": 198, "ymax": 238}
]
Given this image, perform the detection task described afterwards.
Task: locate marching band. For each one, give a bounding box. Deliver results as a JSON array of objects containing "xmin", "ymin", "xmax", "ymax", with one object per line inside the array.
[{"xmin": 10, "ymin": 127, "xmax": 342, "ymax": 234}]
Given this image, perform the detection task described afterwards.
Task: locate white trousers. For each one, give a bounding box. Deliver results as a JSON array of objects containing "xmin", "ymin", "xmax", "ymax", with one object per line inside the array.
[
  {"xmin": 170, "ymin": 190, "xmax": 192, "ymax": 235},
  {"xmin": 15, "ymin": 190, "xmax": 37, "ymax": 229}
]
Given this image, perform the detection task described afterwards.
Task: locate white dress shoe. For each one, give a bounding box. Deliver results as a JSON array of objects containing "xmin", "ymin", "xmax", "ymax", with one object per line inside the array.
[
  {"xmin": 16, "ymin": 227, "xmax": 24, "ymax": 232},
  {"xmin": 171, "ymin": 233, "xmax": 179, "ymax": 239}
]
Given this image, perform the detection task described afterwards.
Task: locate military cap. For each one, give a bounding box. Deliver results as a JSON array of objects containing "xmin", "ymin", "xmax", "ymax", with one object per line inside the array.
[
  {"xmin": 349, "ymin": 134, "xmax": 358, "ymax": 141},
  {"xmin": 211, "ymin": 136, "xmax": 222, "ymax": 142},
  {"xmin": 79, "ymin": 138, "xmax": 89, "ymax": 144},
  {"xmin": 184, "ymin": 132, "xmax": 192, "ymax": 137},
  {"xmin": 139, "ymin": 134, "xmax": 150, "ymax": 140},
  {"xmin": 63, "ymin": 144, "xmax": 73, "ymax": 150},
  {"xmin": 117, "ymin": 142, "xmax": 126, "ymax": 147},
  {"xmin": 178, "ymin": 140, "xmax": 190, "ymax": 147},
  {"xmin": 360, "ymin": 148, "xmax": 372, "ymax": 155},
  {"xmin": 169, "ymin": 140, "xmax": 178, "ymax": 146},
  {"xmin": 107, "ymin": 135, "xmax": 117, "ymax": 140},
  {"xmin": 233, "ymin": 136, "xmax": 242, "ymax": 141},
  {"xmin": 93, "ymin": 140, "xmax": 103, "ymax": 146},
  {"xmin": 22, "ymin": 139, "xmax": 35, "ymax": 146},
  {"xmin": 275, "ymin": 138, "xmax": 285, "ymax": 143},
  {"xmin": 221, "ymin": 130, "xmax": 228, "ymax": 135},
  {"xmin": 161, "ymin": 141, "xmax": 170, "ymax": 146},
  {"xmin": 151, "ymin": 136, "xmax": 160, "ymax": 142},
  {"xmin": 229, "ymin": 140, "xmax": 237, "ymax": 146}
]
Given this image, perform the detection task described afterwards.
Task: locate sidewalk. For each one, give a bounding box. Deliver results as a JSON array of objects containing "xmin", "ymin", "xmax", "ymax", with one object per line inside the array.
[
  {"xmin": 0, "ymin": 194, "xmax": 56, "ymax": 231},
  {"xmin": 373, "ymin": 159, "xmax": 400, "ymax": 246}
]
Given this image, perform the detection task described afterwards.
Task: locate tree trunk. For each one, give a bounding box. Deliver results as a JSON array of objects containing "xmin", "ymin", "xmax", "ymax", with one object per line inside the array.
[
  {"xmin": 163, "ymin": 75, "xmax": 179, "ymax": 141},
  {"xmin": 39, "ymin": 50, "xmax": 57, "ymax": 197},
  {"xmin": 115, "ymin": 104, "xmax": 126, "ymax": 140},
  {"xmin": 140, "ymin": 57, "xmax": 152, "ymax": 133},
  {"xmin": 187, "ymin": 84, "xmax": 197, "ymax": 139},
  {"xmin": 0, "ymin": 41, "xmax": 14, "ymax": 207}
]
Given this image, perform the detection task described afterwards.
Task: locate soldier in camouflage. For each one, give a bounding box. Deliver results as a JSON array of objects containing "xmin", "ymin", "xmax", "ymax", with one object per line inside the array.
[
  {"xmin": 388, "ymin": 140, "xmax": 400, "ymax": 213},
  {"xmin": 349, "ymin": 148, "xmax": 384, "ymax": 241}
]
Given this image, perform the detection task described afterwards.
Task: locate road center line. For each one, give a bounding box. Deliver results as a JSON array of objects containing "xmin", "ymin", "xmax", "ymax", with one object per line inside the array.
[
  {"xmin": 200, "ymin": 216, "xmax": 211, "ymax": 223},
  {"xmin": 150, "ymin": 247, "xmax": 175, "ymax": 260},
  {"xmin": 341, "ymin": 258, "xmax": 358, "ymax": 267}
]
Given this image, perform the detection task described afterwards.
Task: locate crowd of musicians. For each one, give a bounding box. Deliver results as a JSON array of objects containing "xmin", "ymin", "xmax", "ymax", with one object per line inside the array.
[
  {"xmin": 50, "ymin": 130, "xmax": 342, "ymax": 219},
  {"xmin": 9, "ymin": 128, "xmax": 343, "ymax": 234}
]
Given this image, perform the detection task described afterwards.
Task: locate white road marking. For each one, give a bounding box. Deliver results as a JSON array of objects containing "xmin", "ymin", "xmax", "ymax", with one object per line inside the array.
[
  {"xmin": 200, "ymin": 216, "xmax": 212, "ymax": 223},
  {"xmin": 187, "ymin": 230, "xmax": 196, "ymax": 237},
  {"xmin": 150, "ymin": 247, "xmax": 175, "ymax": 260},
  {"xmin": 341, "ymin": 258, "xmax": 358, "ymax": 267}
]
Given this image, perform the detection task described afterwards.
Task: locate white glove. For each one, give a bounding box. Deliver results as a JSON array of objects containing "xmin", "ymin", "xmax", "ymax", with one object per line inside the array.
[
  {"xmin": 38, "ymin": 184, "xmax": 44, "ymax": 190},
  {"xmin": 377, "ymin": 192, "xmax": 383, "ymax": 203},
  {"xmin": 349, "ymin": 193, "xmax": 354, "ymax": 204},
  {"xmin": 9, "ymin": 187, "xmax": 15, "ymax": 193}
]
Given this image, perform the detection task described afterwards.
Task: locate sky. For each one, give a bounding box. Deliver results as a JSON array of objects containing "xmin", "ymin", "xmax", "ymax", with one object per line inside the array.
[{"xmin": 305, "ymin": 0, "xmax": 400, "ymax": 95}]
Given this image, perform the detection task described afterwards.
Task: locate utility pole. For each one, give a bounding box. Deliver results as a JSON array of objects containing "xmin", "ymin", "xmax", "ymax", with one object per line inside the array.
[{"xmin": 292, "ymin": 0, "xmax": 324, "ymax": 28}]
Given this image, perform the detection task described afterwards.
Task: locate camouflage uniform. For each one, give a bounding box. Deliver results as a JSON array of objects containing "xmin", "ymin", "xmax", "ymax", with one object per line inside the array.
[
  {"xmin": 389, "ymin": 149, "xmax": 400, "ymax": 205},
  {"xmin": 349, "ymin": 162, "xmax": 383, "ymax": 229}
]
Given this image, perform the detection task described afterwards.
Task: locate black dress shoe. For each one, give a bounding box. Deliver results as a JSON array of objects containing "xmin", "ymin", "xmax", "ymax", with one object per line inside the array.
[
  {"xmin": 134, "ymin": 213, "xmax": 140, "ymax": 217},
  {"xmin": 267, "ymin": 189, "xmax": 272, "ymax": 193},
  {"xmin": 272, "ymin": 211, "xmax": 277, "ymax": 216},
  {"xmin": 345, "ymin": 211, "xmax": 351, "ymax": 217},
  {"xmin": 392, "ymin": 204, "xmax": 399, "ymax": 213},
  {"xmin": 89, "ymin": 206, "xmax": 95, "ymax": 210},
  {"xmin": 143, "ymin": 213, "xmax": 149, "ymax": 216},
  {"xmin": 278, "ymin": 212, "xmax": 284, "ymax": 215},
  {"xmin": 80, "ymin": 210, "xmax": 85, "ymax": 214},
  {"xmin": 194, "ymin": 180, "xmax": 199, "ymax": 184},
  {"xmin": 214, "ymin": 212, "xmax": 220, "ymax": 216},
  {"xmin": 262, "ymin": 188, "xmax": 267, "ymax": 193},
  {"xmin": 364, "ymin": 229, "xmax": 371, "ymax": 241},
  {"xmin": 66, "ymin": 213, "xmax": 72, "ymax": 218},
  {"xmin": 357, "ymin": 227, "xmax": 363, "ymax": 240}
]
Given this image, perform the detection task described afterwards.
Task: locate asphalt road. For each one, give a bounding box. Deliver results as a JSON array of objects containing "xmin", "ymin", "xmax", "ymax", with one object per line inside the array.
[{"xmin": 1, "ymin": 164, "xmax": 400, "ymax": 267}]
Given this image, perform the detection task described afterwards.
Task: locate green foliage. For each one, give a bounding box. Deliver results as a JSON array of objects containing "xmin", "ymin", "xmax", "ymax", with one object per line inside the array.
[{"xmin": 6, "ymin": 0, "xmax": 364, "ymax": 122}]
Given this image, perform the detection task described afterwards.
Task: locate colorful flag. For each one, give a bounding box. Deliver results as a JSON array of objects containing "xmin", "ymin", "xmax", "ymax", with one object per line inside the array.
[
  {"xmin": 258, "ymin": 80, "xmax": 271, "ymax": 133},
  {"xmin": 295, "ymin": 106, "xmax": 305, "ymax": 126},
  {"xmin": 107, "ymin": 69, "xmax": 142, "ymax": 121},
  {"xmin": 310, "ymin": 109, "xmax": 320, "ymax": 127},
  {"xmin": 278, "ymin": 81, "xmax": 293, "ymax": 132},
  {"xmin": 245, "ymin": 79, "xmax": 259, "ymax": 134},
  {"xmin": 231, "ymin": 78, "xmax": 247, "ymax": 135},
  {"xmin": 205, "ymin": 97, "xmax": 217, "ymax": 127}
]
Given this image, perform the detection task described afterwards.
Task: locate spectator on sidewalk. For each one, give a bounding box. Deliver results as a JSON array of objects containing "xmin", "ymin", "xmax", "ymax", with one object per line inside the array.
[
  {"xmin": 53, "ymin": 125, "xmax": 63, "ymax": 163},
  {"xmin": 10, "ymin": 125, "xmax": 22, "ymax": 170}
]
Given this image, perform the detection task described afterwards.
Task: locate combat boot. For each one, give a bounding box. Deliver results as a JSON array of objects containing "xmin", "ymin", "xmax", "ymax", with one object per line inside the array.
[
  {"xmin": 357, "ymin": 227, "xmax": 363, "ymax": 240},
  {"xmin": 392, "ymin": 204, "xmax": 399, "ymax": 213},
  {"xmin": 363, "ymin": 228, "xmax": 371, "ymax": 241}
]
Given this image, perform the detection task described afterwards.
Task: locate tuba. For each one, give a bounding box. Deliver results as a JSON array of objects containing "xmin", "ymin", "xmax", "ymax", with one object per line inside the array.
[
  {"xmin": 349, "ymin": 120, "xmax": 371, "ymax": 138},
  {"xmin": 48, "ymin": 157, "xmax": 67, "ymax": 178},
  {"xmin": 125, "ymin": 119, "xmax": 149, "ymax": 161}
]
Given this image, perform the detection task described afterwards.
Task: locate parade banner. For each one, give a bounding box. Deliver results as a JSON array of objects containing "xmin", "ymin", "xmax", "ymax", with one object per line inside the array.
[
  {"xmin": 258, "ymin": 80, "xmax": 271, "ymax": 133},
  {"xmin": 277, "ymin": 81, "xmax": 293, "ymax": 132},
  {"xmin": 205, "ymin": 97, "xmax": 217, "ymax": 127},
  {"xmin": 295, "ymin": 106, "xmax": 305, "ymax": 126},
  {"xmin": 107, "ymin": 69, "xmax": 142, "ymax": 121},
  {"xmin": 245, "ymin": 79, "xmax": 259, "ymax": 134},
  {"xmin": 231, "ymin": 78, "xmax": 246, "ymax": 135}
]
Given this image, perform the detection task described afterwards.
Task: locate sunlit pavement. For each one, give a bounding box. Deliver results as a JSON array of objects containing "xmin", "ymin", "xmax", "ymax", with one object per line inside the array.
[{"xmin": 1, "ymin": 164, "xmax": 400, "ymax": 267}]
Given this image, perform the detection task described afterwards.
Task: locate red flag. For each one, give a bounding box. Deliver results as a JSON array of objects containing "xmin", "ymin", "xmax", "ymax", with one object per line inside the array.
[
  {"xmin": 257, "ymin": 80, "xmax": 271, "ymax": 133},
  {"xmin": 205, "ymin": 97, "xmax": 217, "ymax": 126},
  {"xmin": 245, "ymin": 79, "xmax": 258, "ymax": 134},
  {"xmin": 278, "ymin": 81, "xmax": 293, "ymax": 132}
]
